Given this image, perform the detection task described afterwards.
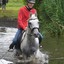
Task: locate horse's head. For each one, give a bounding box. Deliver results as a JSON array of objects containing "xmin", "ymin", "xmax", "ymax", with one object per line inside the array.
[{"xmin": 28, "ymin": 14, "xmax": 39, "ymax": 37}]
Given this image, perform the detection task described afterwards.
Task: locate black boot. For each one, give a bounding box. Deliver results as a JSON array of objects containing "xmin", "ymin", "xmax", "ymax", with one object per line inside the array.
[{"xmin": 9, "ymin": 43, "xmax": 14, "ymax": 49}]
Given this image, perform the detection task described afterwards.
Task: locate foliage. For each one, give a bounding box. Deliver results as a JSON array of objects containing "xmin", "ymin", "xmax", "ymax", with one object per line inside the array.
[
  {"xmin": 23, "ymin": 0, "xmax": 27, "ymax": 4},
  {"xmin": 34, "ymin": 0, "xmax": 64, "ymax": 37}
]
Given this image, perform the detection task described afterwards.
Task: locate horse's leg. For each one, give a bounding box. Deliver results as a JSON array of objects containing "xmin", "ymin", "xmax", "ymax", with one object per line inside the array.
[{"xmin": 22, "ymin": 53, "xmax": 27, "ymax": 64}]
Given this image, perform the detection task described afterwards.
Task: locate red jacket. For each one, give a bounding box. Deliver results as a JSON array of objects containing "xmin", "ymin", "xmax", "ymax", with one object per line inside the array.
[{"xmin": 17, "ymin": 6, "xmax": 37, "ymax": 30}]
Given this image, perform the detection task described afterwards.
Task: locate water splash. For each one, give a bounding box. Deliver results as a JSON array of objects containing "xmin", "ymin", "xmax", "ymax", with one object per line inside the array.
[
  {"xmin": 29, "ymin": 49, "xmax": 49, "ymax": 64},
  {"xmin": 0, "ymin": 59, "xmax": 13, "ymax": 64}
]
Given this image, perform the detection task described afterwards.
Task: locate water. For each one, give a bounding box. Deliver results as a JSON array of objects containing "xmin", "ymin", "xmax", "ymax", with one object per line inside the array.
[
  {"xmin": 0, "ymin": 27, "xmax": 49, "ymax": 64},
  {"xmin": 0, "ymin": 27, "xmax": 17, "ymax": 64}
]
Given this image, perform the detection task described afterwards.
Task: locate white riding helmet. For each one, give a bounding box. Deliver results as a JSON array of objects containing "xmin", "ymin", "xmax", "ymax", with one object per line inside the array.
[{"xmin": 27, "ymin": 0, "xmax": 35, "ymax": 4}]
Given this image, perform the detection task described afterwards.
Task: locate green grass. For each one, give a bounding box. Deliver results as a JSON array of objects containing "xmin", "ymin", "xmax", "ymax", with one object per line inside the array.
[{"xmin": 0, "ymin": 0, "xmax": 24, "ymax": 18}]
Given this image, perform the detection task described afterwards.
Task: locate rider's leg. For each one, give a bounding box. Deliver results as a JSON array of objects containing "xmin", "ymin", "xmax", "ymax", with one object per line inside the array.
[
  {"xmin": 9, "ymin": 28, "xmax": 23, "ymax": 49},
  {"xmin": 39, "ymin": 32, "xmax": 43, "ymax": 44}
]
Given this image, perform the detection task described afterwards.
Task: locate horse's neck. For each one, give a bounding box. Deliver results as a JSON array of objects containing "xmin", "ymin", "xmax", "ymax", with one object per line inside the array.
[{"xmin": 27, "ymin": 27, "xmax": 31, "ymax": 35}]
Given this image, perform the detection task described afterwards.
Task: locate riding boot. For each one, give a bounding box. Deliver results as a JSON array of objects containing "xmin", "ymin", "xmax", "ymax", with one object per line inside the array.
[
  {"xmin": 9, "ymin": 43, "xmax": 14, "ymax": 49},
  {"xmin": 39, "ymin": 33, "xmax": 43, "ymax": 48}
]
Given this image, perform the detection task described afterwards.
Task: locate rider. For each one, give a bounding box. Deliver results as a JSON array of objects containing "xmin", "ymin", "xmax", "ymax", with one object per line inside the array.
[{"xmin": 9, "ymin": 0, "xmax": 43, "ymax": 50}]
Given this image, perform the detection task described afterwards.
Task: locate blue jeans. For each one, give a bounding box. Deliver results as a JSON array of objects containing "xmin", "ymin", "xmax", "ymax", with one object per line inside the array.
[
  {"xmin": 39, "ymin": 32, "xmax": 43, "ymax": 44},
  {"xmin": 12, "ymin": 28, "xmax": 43, "ymax": 45},
  {"xmin": 12, "ymin": 28, "xmax": 23, "ymax": 45}
]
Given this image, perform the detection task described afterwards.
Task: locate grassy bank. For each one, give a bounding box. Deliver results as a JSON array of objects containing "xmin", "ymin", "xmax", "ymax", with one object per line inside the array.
[{"xmin": 0, "ymin": 0, "xmax": 24, "ymax": 18}]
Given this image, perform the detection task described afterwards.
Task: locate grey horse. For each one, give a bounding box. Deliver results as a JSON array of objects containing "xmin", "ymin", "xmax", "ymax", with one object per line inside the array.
[
  {"xmin": 20, "ymin": 14, "xmax": 39, "ymax": 57},
  {"xmin": 19, "ymin": 14, "xmax": 49, "ymax": 64}
]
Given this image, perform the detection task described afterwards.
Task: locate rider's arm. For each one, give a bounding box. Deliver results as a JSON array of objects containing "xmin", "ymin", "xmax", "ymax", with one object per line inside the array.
[{"xmin": 18, "ymin": 8, "xmax": 26, "ymax": 30}]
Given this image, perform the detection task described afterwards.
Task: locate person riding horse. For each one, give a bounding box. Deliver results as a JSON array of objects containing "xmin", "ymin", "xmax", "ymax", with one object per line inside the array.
[{"xmin": 9, "ymin": 0, "xmax": 43, "ymax": 50}]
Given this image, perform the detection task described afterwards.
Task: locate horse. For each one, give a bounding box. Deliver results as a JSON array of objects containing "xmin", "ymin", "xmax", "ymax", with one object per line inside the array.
[
  {"xmin": 20, "ymin": 14, "xmax": 39, "ymax": 57},
  {"xmin": 15, "ymin": 14, "xmax": 49, "ymax": 64}
]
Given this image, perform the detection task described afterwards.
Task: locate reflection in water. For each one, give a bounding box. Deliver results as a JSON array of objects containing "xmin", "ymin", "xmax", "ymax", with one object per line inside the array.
[{"xmin": 0, "ymin": 27, "xmax": 49, "ymax": 64}]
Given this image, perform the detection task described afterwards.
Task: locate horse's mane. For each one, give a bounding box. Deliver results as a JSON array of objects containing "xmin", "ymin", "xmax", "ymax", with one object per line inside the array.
[{"xmin": 29, "ymin": 14, "xmax": 37, "ymax": 20}]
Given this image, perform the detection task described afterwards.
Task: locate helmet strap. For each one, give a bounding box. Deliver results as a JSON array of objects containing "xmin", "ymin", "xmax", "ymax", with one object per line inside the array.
[{"xmin": 26, "ymin": 5, "xmax": 33, "ymax": 11}]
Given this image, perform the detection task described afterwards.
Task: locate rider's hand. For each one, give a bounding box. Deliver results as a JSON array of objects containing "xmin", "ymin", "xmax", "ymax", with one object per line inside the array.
[{"xmin": 24, "ymin": 27, "xmax": 27, "ymax": 31}]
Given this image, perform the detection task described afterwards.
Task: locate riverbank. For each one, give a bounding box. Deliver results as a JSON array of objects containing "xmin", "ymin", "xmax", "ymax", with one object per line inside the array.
[{"xmin": 0, "ymin": 17, "xmax": 17, "ymax": 27}]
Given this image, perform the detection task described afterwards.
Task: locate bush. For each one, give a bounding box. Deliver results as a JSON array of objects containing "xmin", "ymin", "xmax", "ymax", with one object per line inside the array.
[{"xmin": 37, "ymin": 0, "xmax": 64, "ymax": 37}]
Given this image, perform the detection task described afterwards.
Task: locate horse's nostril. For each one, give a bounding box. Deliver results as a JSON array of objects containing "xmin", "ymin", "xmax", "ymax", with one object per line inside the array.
[{"xmin": 34, "ymin": 33, "xmax": 39, "ymax": 37}]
